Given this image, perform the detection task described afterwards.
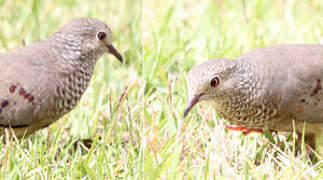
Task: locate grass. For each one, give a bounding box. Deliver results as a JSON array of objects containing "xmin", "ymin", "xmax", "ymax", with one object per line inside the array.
[{"xmin": 0, "ymin": 0, "xmax": 323, "ymax": 179}]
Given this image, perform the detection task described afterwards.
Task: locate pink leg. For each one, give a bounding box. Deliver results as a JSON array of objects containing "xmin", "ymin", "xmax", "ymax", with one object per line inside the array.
[{"xmin": 225, "ymin": 125, "xmax": 264, "ymax": 135}]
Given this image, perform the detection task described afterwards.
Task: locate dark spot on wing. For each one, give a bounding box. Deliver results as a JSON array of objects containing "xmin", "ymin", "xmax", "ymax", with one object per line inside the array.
[
  {"xmin": 28, "ymin": 95, "xmax": 34, "ymax": 102},
  {"xmin": 310, "ymin": 79, "xmax": 321, "ymax": 96},
  {"xmin": 1, "ymin": 100, "xmax": 9, "ymax": 108},
  {"xmin": 18, "ymin": 87, "xmax": 36, "ymax": 104},
  {"xmin": 9, "ymin": 85, "xmax": 17, "ymax": 93},
  {"xmin": 19, "ymin": 88, "xmax": 26, "ymax": 96},
  {"xmin": 24, "ymin": 93, "xmax": 31, "ymax": 99}
]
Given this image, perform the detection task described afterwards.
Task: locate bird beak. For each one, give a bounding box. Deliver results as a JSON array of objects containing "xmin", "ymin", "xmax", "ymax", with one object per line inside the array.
[
  {"xmin": 107, "ymin": 44, "xmax": 123, "ymax": 62},
  {"xmin": 183, "ymin": 94, "xmax": 201, "ymax": 118}
]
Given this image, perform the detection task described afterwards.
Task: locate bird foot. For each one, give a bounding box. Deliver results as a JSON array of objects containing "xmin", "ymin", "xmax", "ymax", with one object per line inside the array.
[{"xmin": 225, "ymin": 125, "xmax": 264, "ymax": 135}]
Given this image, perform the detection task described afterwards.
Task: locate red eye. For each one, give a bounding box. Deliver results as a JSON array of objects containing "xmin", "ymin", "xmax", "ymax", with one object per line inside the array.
[
  {"xmin": 97, "ymin": 31, "xmax": 106, "ymax": 41},
  {"xmin": 210, "ymin": 77, "xmax": 220, "ymax": 87}
]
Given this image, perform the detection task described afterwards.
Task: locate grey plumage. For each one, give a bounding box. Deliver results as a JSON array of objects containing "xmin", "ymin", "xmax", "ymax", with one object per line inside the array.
[
  {"xmin": 184, "ymin": 44, "xmax": 323, "ymax": 151},
  {"xmin": 0, "ymin": 17, "xmax": 123, "ymax": 138}
]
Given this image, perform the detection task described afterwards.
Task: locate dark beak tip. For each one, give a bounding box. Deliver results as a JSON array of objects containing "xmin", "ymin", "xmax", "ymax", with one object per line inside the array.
[
  {"xmin": 183, "ymin": 106, "xmax": 191, "ymax": 118},
  {"xmin": 183, "ymin": 110, "xmax": 189, "ymax": 118},
  {"xmin": 183, "ymin": 94, "xmax": 201, "ymax": 118},
  {"xmin": 117, "ymin": 55, "xmax": 123, "ymax": 62},
  {"xmin": 107, "ymin": 44, "xmax": 123, "ymax": 62}
]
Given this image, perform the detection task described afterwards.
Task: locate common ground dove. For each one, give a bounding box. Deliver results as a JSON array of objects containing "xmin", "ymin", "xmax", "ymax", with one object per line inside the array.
[
  {"xmin": 184, "ymin": 44, "xmax": 323, "ymax": 153},
  {"xmin": 0, "ymin": 17, "xmax": 122, "ymax": 138}
]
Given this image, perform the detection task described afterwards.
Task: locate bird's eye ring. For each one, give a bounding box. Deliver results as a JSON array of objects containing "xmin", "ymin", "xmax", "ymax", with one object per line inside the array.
[
  {"xmin": 210, "ymin": 77, "xmax": 220, "ymax": 87},
  {"xmin": 97, "ymin": 31, "xmax": 106, "ymax": 41}
]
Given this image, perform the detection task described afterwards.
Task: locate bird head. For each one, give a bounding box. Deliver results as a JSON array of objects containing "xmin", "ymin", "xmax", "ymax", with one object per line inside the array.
[
  {"xmin": 183, "ymin": 58, "xmax": 237, "ymax": 117},
  {"xmin": 52, "ymin": 17, "xmax": 123, "ymax": 62}
]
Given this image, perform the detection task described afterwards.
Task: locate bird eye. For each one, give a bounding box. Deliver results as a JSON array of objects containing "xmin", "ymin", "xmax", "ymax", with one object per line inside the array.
[
  {"xmin": 97, "ymin": 31, "xmax": 106, "ymax": 41},
  {"xmin": 210, "ymin": 77, "xmax": 220, "ymax": 87}
]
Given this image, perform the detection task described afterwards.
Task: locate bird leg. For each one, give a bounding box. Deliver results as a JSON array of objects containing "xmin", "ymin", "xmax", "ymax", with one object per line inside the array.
[{"xmin": 225, "ymin": 125, "xmax": 264, "ymax": 135}]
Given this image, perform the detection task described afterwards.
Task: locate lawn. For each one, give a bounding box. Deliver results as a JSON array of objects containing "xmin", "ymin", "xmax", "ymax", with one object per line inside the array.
[{"xmin": 0, "ymin": 0, "xmax": 323, "ymax": 179}]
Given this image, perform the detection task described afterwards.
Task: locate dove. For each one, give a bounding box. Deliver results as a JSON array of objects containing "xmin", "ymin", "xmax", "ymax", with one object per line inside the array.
[
  {"xmin": 184, "ymin": 44, "xmax": 323, "ymax": 154},
  {"xmin": 0, "ymin": 17, "xmax": 122, "ymax": 138}
]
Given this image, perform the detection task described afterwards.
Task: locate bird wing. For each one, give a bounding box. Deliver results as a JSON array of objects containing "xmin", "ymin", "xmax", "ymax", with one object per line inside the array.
[
  {"xmin": 0, "ymin": 44, "xmax": 54, "ymax": 127},
  {"xmin": 242, "ymin": 44, "xmax": 323, "ymax": 123},
  {"xmin": 283, "ymin": 46, "xmax": 323, "ymax": 123}
]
